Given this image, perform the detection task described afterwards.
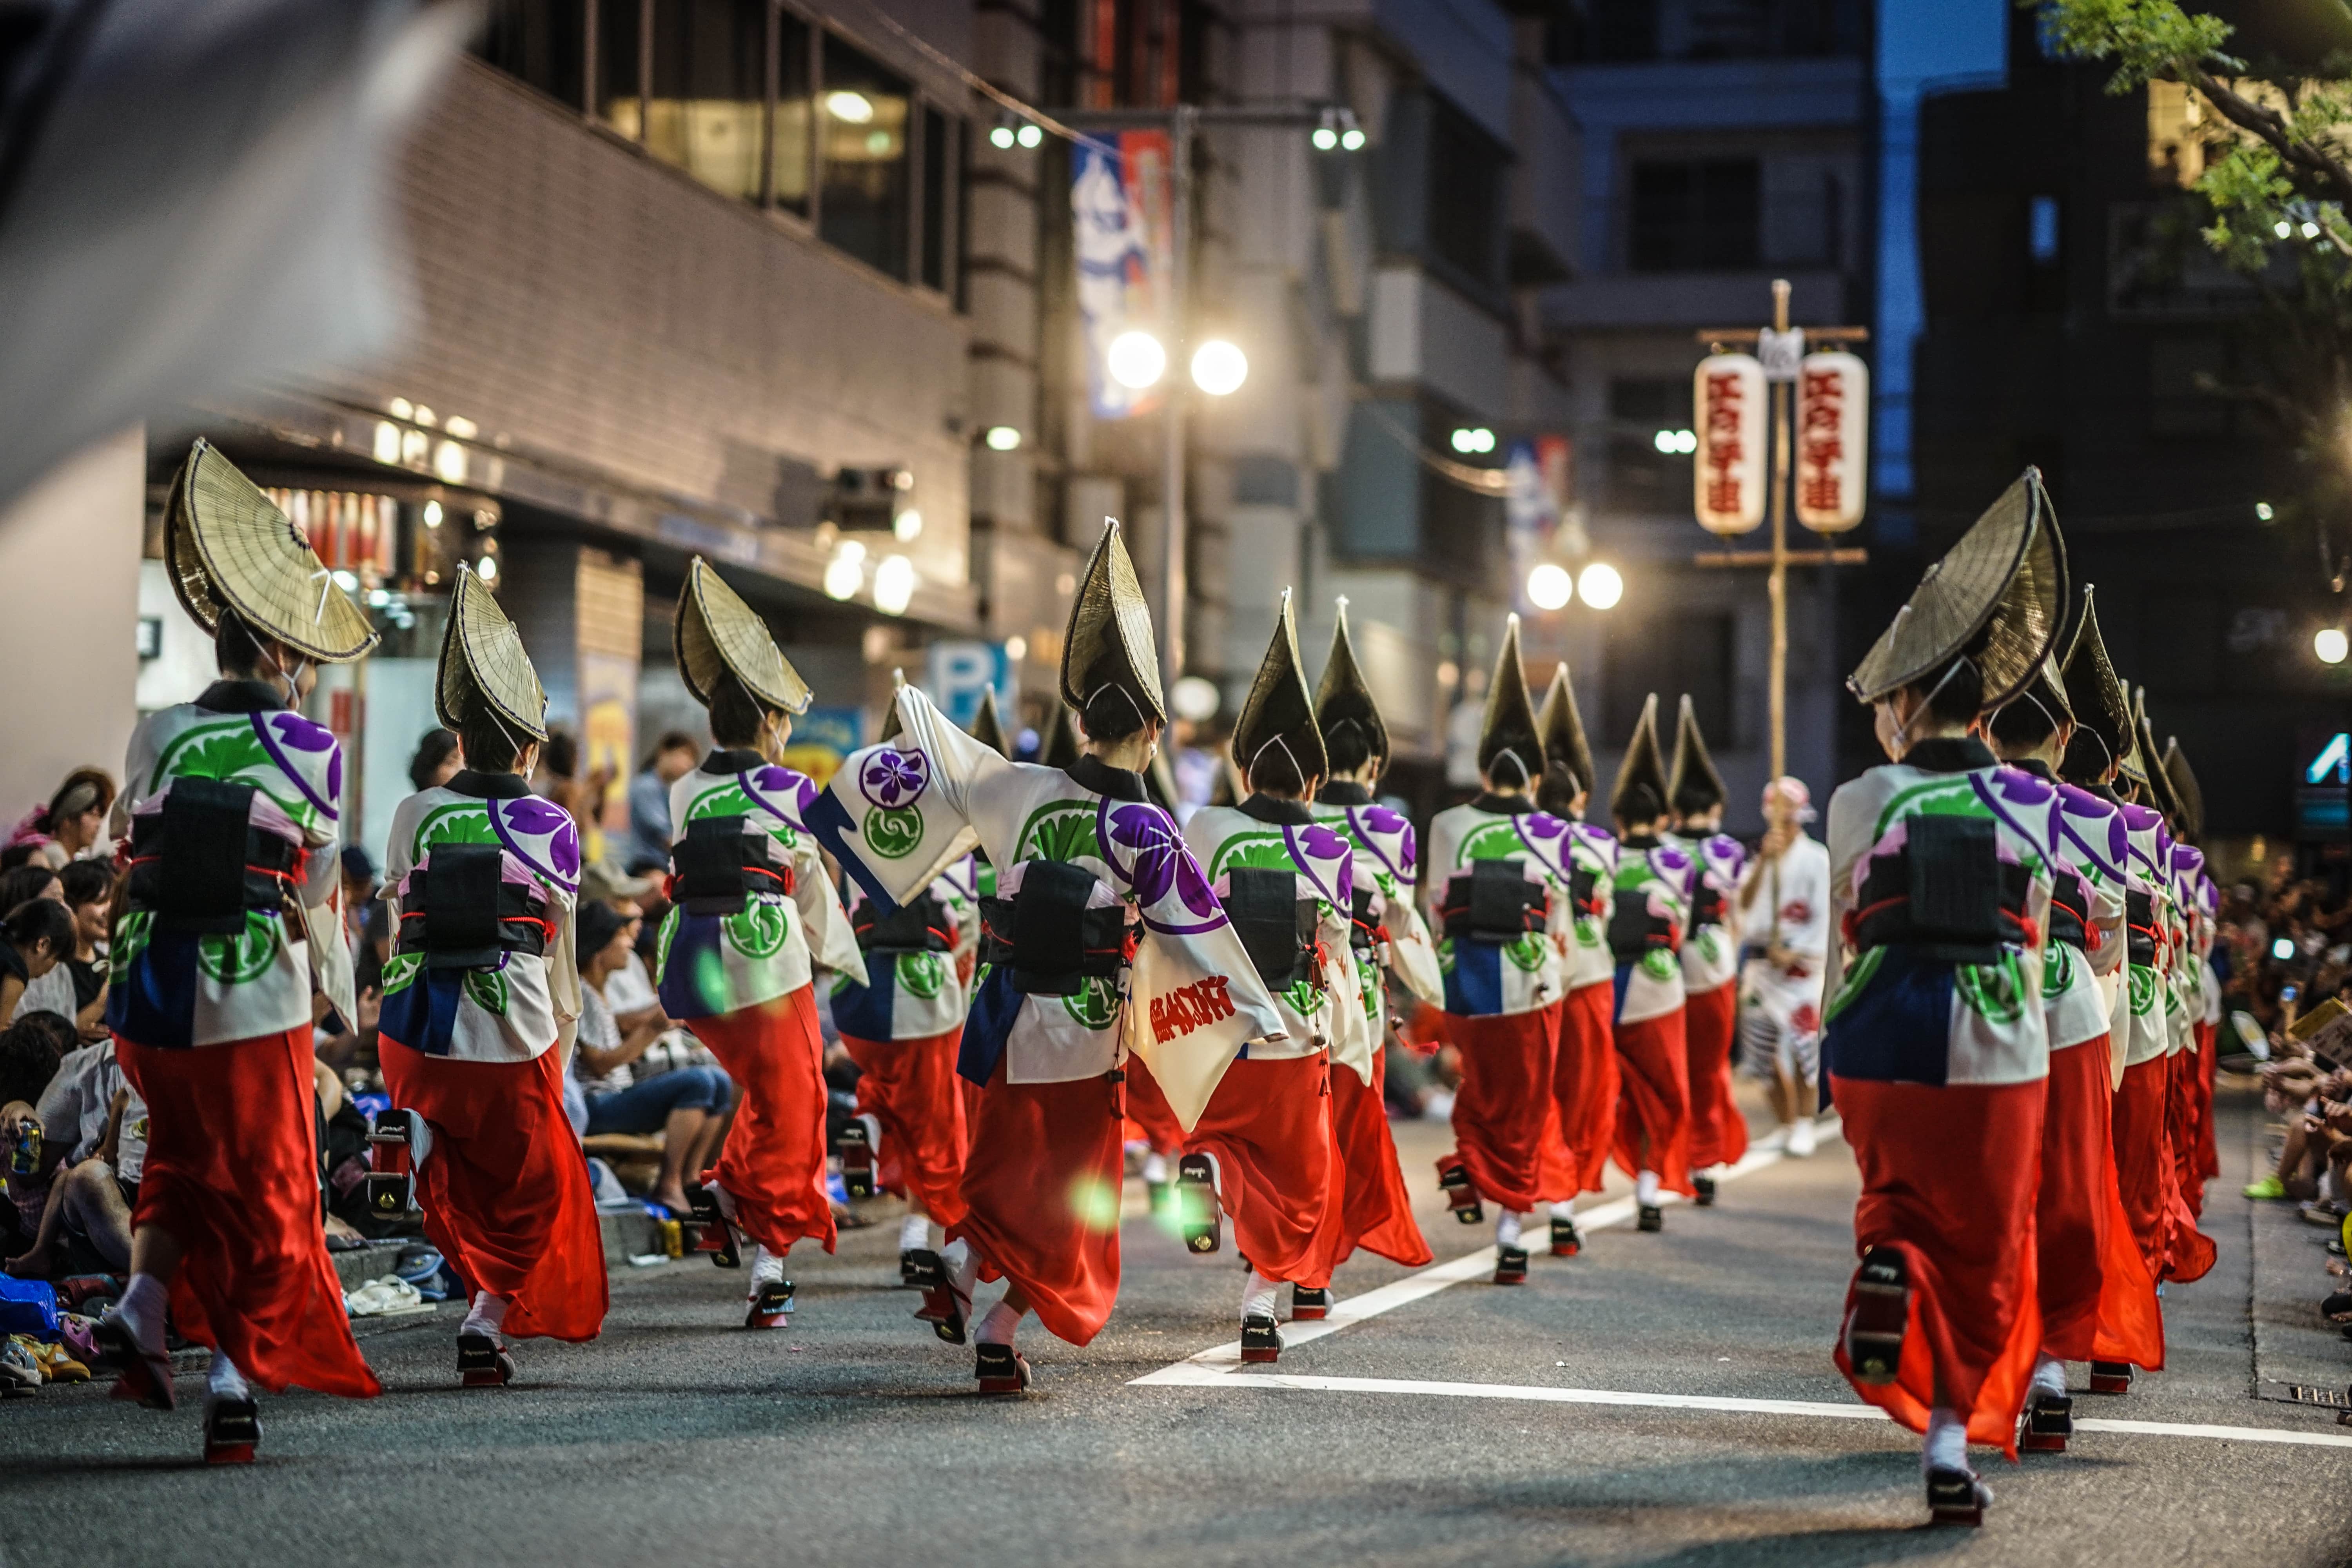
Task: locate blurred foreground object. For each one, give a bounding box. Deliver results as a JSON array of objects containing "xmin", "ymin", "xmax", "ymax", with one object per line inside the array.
[{"xmin": 0, "ymin": 0, "xmax": 467, "ymax": 508}]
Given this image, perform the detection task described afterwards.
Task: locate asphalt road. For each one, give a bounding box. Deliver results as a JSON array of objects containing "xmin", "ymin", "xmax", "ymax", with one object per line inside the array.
[{"xmin": 7, "ymin": 1086, "xmax": 2350, "ymax": 1568}]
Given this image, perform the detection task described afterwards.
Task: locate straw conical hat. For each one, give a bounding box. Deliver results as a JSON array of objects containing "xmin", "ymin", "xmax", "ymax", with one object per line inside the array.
[
  {"xmin": 967, "ymin": 686, "xmax": 1010, "ymax": 757},
  {"xmin": 1314, "ymin": 597, "xmax": 1389, "ymax": 767},
  {"xmin": 1041, "ymin": 704, "xmax": 1081, "ymax": 769},
  {"xmin": 2056, "ymin": 585, "xmax": 2127, "ymax": 782},
  {"xmin": 436, "ymin": 563, "xmax": 549, "ymax": 742},
  {"xmin": 2116, "ymin": 684, "xmax": 2151, "ymax": 787},
  {"xmin": 164, "ymin": 438, "xmax": 377, "ymax": 662},
  {"xmin": 1059, "ymin": 519, "xmax": 1166, "ymax": 726},
  {"xmin": 1848, "ymin": 467, "xmax": 2066, "ymax": 709},
  {"xmin": 1536, "ymin": 664, "xmax": 1596, "ymax": 801},
  {"xmin": 1667, "ymin": 695, "xmax": 1727, "ymax": 817},
  {"xmin": 1612, "ymin": 693, "xmax": 1670, "ymax": 823},
  {"xmin": 877, "ymin": 670, "xmax": 908, "ymax": 743},
  {"xmin": 2162, "ymin": 736, "xmax": 2203, "ymax": 843},
  {"xmin": 676, "ymin": 557, "xmax": 812, "ymax": 715},
  {"xmin": 1477, "ymin": 615, "xmax": 1544, "ymax": 785},
  {"xmin": 1232, "ymin": 590, "xmax": 1327, "ymax": 789}
]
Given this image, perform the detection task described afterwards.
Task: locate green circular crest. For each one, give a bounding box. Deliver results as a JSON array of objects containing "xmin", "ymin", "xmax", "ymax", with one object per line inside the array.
[
  {"xmin": 724, "ymin": 897, "xmax": 791, "ymax": 960},
  {"xmin": 2128, "ymin": 965, "xmax": 2157, "ymax": 1016},
  {"xmin": 2042, "ymin": 940, "xmax": 2074, "ymax": 996},
  {"xmin": 898, "ymin": 950, "xmax": 947, "ymax": 1000},
  {"xmin": 197, "ymin": 912, "xmax": 279, "ymax": 985},
  {"xmin": 463, "ymin": 968, "xmax": 511, "ymax": 1016},
  {"xmin": 1063, "ymin": 975, "xmax": 1118, "ymax": 1030},
  {"xmin": 1639, "ymin": 946, "xmax": 1677, "ymax": 982},
  {"xmin": 1507, "ymin": 934, "xmax": 1550, "ymax": 974},
  {"xmin": 864, "ymin": 805, "xmax": 924, "ymax": 859},
  {"xmin": 1283, "ymin": 977, "xmax": 1326, "ymax": 1015},
  {"xmin": 1956, "ymin": 953, "xmax": 2026, "ymax": 1026},
  {"xmin": 113, "ymin": 909, "xmax": 153, "ymax": 970}
]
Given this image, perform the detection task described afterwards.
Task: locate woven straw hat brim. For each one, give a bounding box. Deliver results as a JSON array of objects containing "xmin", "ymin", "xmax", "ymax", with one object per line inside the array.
[
  {"xmin": 436, "ymin": 563, "xmax": 549, "ymax": 741},
  {"xmin": 1233, "ymin": 591, "xmax": 1328, "ymax": 788},
  {"xmin": 1612, "ymin": 693, "xmax": 1669, "ymax": 820},
  {"xmin": 1537, "ymin": 664, "xmax": 1597, "ymax": 801},
  {"xmin": 1314, "ymin": 597, "xmax": 1390, "ymax": 765},
  {"xmin": 967, "ymin": 686, "xmax": 1010, "ymax": 757},
  {"xmin": 676, "ymin": 558, "xmax": 811, "ymax": 715},
  {"xmin": 2162, "ymin": 737, "xmax": 2203, "ymax": 841},
  {"xmin": 1059, "ymin": 520, "xmax": 1167, "ymax": 726},
  {"xmin": 1848, "ymin": 468, "xmax": 2063, "ymax": 706},
  {"xmin": 166, "ymin": 439, "xmax": 378, "ymax": 663},
  {"xmin": 1477, "ymin": 615, "xmax": 1544, "ymax": 781},
  {"xmin": 1667, "ymin": 694, "xmax": 1727, "ymax": 814},
  {"xmin": 1042, "ymin": 704, "xmax": 1081, "ymax": 769}
]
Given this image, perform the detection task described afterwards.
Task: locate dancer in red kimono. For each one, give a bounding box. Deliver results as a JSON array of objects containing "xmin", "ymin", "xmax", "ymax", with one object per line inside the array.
[
  {"xmin": 1663, "ymin": 697, "xmax": 1746, "ymax": 1203},
  {"xmin": 1177, "ymin": 592, "xmax": 1368, "ymax": 1359},
  {"xmin": 96, "ymin": 441, "xmax": 382, "ymax": 1461},
  {"xmin": 1422, "ymin": 619, "xmax": 1564, "ymax": 1283},
  {"xmin": 1826, "ymin": 468, "xmax": 2066, "ymax": 1525},
  {"xmin": 1531, "ymin": 664, "xmax": 1618, "ymax": 1254},
  {"xmin": 1604, "ymin": 697, "xmax": 1695, "ymax": 1233},
  {"xmin": 1985, "ymin": 612, "xmax": 2162, "ymax": 1453},
  {"xmin": 1312, "ymin": 599, "xmax": 1442, "ymax": 1276},
  {"xmin": 376, "ymin": 564, "xmax": 606, "ymax": 1386}
]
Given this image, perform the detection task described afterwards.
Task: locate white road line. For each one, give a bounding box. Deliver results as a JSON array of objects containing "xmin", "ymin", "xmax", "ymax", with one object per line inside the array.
[
  {"xmin": 1134, "ymin": 1114, "xmax": 1840, "ymax": 1377},
  {"xmin": 1134, "ymin": 1365, "xmax": 2352, "ymax": 1450}
]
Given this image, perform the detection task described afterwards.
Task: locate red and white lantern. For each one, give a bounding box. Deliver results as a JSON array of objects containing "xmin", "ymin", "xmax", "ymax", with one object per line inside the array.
[
  {"xmin": 1693, "ymin": 354, "xmax": 1766, "ymax": 535},
  {"xmin": 1794, "ymin": 350, "xmax": 1869, "ymax": 533}
]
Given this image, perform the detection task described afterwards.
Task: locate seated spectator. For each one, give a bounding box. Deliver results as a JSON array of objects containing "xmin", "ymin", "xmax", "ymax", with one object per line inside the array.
[
  {"xmin": 6, "ymin": 1031, "xmax": 145, "ymax": 1276},
  {"xmin": 0, "ymin": 1013, "xmax": 78, "ymax": 1256},
  {"xmin": 572, "ymin": 900, "xmax": 728, "ymax": 1214},
  {"xmin": 0, "ymin": 864, "xmax": 59, "ymax": 917},
  {"xmin": 0, "ymin": 898, "xmax": 75, "ymax": 1024},
  {"xmin": 49, "ymin": 861, "xmax": 111, "ymax": 1041},
  {"xmin": 626, "ymin": 731, "xmax": 699, "ymax": 873},
  {"xmin": 3, "ymin": 767, "xmax": 115, "ymax": 871}
]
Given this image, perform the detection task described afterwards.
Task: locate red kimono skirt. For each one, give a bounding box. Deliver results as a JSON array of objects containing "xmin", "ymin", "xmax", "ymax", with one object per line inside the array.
[
  {"xmin": 843, "ymin": 1025, "xmax": 971, "ymax": 1227},
  {"xmin": 682, "ymin": 985, "xmax": 838, "ymax": 1258}
]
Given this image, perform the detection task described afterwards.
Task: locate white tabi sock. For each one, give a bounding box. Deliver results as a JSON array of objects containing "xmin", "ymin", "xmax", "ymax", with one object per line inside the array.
[
  {"xmin": 899, "ymin": 1212, "xmax": 931, "ymax": 1252},
  {"xmin": 942, "ymin": 1237, "xmax": 980, "ymax": 1299},
  {"xmin": 1495, "ymin": 1209, "xmax": 1526, "ymax": 1247},
  {"xmin": 1922, "ymin": 1406, "xmax": 1969, "ymax": 1474},
  {"xmin": 1141, "ymin": 1150, "xmax": 1169, "ymax": 1186},
  {"xmin": 1557, "ymin": 1197, "xmax": 1576, "ymax": 1220},
  {"xmin": 2031, "ymin": 1354, "xmax": 2068, "ymax": 1401},
  {"xmin": 750, "ymin": 1244, "xmax": 788, "ymax": 1289},
  {"xmin": 975, "ymin": 1297, "xmax": 1023, "ymax": 1347},
  {"xmin": 117, "ymin": 1271, "xmax": 169, "ymax": 1356},
  {"xmin": 1635, "ymin": 1170, "xmax": 1662, "ymax": 1207},
  {"xmin": 463, "ymin": 1291, "xmax": 510, "ymax": 1339},
  {"xmin": 206, "ymin": 1350, "xmax": 250, "ymax": 1404},
  {"xmin": 1241, "ymin": 1270, "xmax": 1281, "ymax": 1322}
]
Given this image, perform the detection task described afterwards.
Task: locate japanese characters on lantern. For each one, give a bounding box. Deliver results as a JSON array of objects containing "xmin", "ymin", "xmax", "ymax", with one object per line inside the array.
[
  {"xmin": 1793, "ymin": 350, "xmax": 1869, "ymax": 533},
  {"xmin": 1693, "ymin": 353, "xmax": 1766, "ymax": 535}
]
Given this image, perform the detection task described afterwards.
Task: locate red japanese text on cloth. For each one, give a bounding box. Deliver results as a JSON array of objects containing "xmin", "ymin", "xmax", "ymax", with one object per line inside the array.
[
  {"xmin": 1150, "ymin": 976, "xmax": 1236, "ymax": 1044},
  {"xmin": 1702, "ymin": 368, "xmax": 1747, "ymax": 515},
  {"xmin": 1798, "ymin": 368, "xmax": 1845, "ymax": 514}
]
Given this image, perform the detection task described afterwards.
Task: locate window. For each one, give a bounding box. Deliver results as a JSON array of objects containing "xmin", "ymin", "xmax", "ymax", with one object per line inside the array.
[
  {"xmin": 1604, "ymin": 611, "xmax": 1733, "ymax": 744},
  {"xmin": 920, "ymin": 105, "xmax": 950, "ymax": 290},
  {"xmin": 475, "ymin": 0, "xmax": 588, "ymax": 109},
  {"xmin": 1427, "ymin": 96, "xmax": 1507, "ymax": 289},
  {"xmin": 773, "ymin": 13, "xmax": 813, "ymax": 215},
  {"xmin": 641, "ymin": 0, "xmax": 767, "ymax": 203},
  {"xmin": 1629, "ymin": 159, "xmax": 1759, "ymax": 271},
  {"xmin": 2028, "ymin": 195, "xmax": 2060, "ymax": 264},
  {"xmin": 820, "ymin": 34, "xmax": 912, "ymax": 280}
]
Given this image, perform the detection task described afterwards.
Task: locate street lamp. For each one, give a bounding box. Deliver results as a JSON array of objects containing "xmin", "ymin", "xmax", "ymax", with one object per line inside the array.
[
  {"xmin": 1190, "ymin": 339, "xmax": 1247, "ymax": 396},
  {"xmin": 1107, "ymin": 330, "xmax": 1167, "ymax": 390},
  {"xmin": 1526, "ymin": 563, "xmax": 1573, "ymax": 610},
  {"xmin": 984, "ymin": 425, "xmax": 1022, "ymax": 451},
  {"xmin": 873, "ymin": 554, "xmax": 915, "ymax": 616},
  {"xmin": 1577, "ymin": 562, "xmax": 1624, "ymax": 610},
  {"xmin": 2318, "ymin": 626, "xmax": 2348, "ymax": 665}
]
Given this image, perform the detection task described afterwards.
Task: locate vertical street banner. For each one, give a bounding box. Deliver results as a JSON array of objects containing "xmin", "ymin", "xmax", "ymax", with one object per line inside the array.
[
  {"xmin": 1693, "ymin": 354, "xmax": 1766, "ymax": 534},
  {"xmin": 1794, "ymin": 351, "xmax": 1869, "ymax": 532},
  {"xmin": 1073, "ymin": 130, "xmax": 1173, "ymax": 420}
]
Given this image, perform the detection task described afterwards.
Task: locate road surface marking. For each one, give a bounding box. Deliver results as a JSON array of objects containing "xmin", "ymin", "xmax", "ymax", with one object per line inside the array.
[
  {"xmin": 1133, "ymin": 1363, "xmax": 2352, "ymax": 1449},
  {"xmin": 1137, "ymin": 1115, "xmax": 1839, "ymax": 1372}
]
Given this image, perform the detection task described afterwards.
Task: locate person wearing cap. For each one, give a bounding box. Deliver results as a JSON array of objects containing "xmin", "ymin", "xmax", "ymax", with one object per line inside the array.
[
  {"xmin": 1602, "ymin": 695, "xmax": 1698, "ymax": 1234},
  {"xmin": 95, "ymin": 440, "xmax": 381, "ymax": 1462},
  {"xmin": 376, "ymin": 563, "xmax": 605, "ymax": 1389},
  {"xmin": 1825, "ymin": 468, "xmax": 2069, "ymax": 1525},
  {"xmin": 831, "ymin": 674, "xmax": 982, "ymax": 1285},
  {"xmin": 1421, "ymin": 617, "xmax": 1571, "ymax": 1284},
  {"xmin": 658, "ymin": 559, "xmax": 864, "ymax": 1332},
  {"xmin": 1311, "ymin": 598, "xmax": 1441, "ymax": 1275},
  {"xmin": 810, "ymin": 522, "xmax": 1284, "ymax": 1394},
  {"xmin": 1735, "ymin": 777, "xmax": 1831, "ymax": 1156},
  {"xmin": 1661, "ymin": 697, "xmax": 1748, "ymax": 1205},
  {"xmin": 1983, "ymin": 611, "xmax": 2162, "ymax": 1453},
  {"xmin": 1174, "ymin": 593, "xmax": 1371, "ymax": 1359},
  {"xmin": 1528, "ymin": 662, "xmax": 1619, "ymax": 1256}
]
